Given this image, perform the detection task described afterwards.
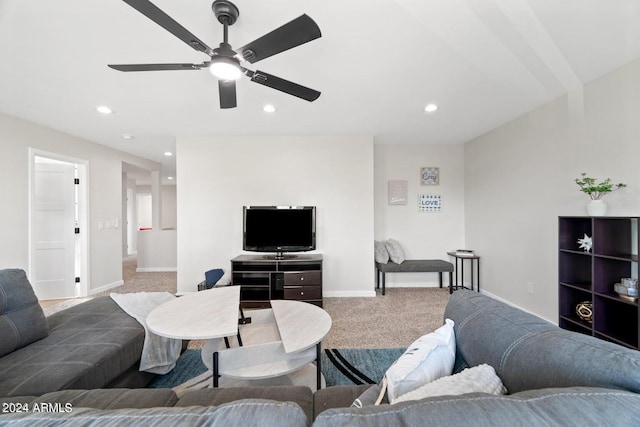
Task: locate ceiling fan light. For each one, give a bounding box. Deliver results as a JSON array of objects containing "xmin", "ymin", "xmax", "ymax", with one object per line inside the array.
[{"xmin": 209, "ymin": 57, "xmax": 242, "ymax": 80}]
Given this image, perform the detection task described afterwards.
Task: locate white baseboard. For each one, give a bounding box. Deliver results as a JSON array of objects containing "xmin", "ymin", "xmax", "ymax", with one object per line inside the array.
[
  {"xmin": 382, "ymin": 283, "xmax": 442, "ymax": 289},
  {"xmin": 136, "ymin": 267, "xmax": 177, "ymax": 272},
  {"xmin": 89, "ymin": 280, "xmax": 124, "ymax": 295}
]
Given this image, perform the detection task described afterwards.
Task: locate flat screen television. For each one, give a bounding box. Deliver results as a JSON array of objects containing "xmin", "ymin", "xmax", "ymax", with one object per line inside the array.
[{"xmin": 243, "ymin": 206, "xmax": 316, "ymax": 258}]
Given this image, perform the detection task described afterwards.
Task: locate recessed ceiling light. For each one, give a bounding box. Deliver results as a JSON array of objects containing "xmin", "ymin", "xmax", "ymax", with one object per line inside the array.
[
  {"xmin": 263, "ymin": 104, "xmax": 276, "ymax": 113},
  {"xmin": 96, "ymin": 105, "xmax": 113, "ymax": 115},
  {"xmin": 122, "ymin": 134, "xmax": 134, "ymax": 140},
  {"xmin": 167, "ymin": 176, "xmax": 174, "ymax": 180},
  {"xmin": 164, "ymin": 152, "xmax": 173, "ymax": 157},
  {"xmin": 424, "ymin": 104, "xmax": 439, "ymax": 113}
]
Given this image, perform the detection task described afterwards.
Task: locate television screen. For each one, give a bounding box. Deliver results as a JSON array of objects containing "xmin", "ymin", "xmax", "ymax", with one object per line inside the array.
[{"xmin": 243, "ymin": 206, "xmax": 316, "ymax": 254}]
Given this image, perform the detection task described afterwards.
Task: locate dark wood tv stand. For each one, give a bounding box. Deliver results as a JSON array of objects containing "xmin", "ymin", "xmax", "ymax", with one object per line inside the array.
[{"xmin": 231, "ymin": 254, "xmax": 323, "ymax": 308}]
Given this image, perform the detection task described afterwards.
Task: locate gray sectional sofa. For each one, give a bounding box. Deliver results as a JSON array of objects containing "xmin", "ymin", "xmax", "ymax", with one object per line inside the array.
[
  {"xmin": 2, "ymin": 267, "xmax": 640, "ymax": 425},
  {"xmin": 0, "ymin": 269, "xmax": 153, "ymax": 398}
]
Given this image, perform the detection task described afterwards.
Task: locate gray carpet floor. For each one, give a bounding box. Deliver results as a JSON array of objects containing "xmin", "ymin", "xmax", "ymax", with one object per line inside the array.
[
  {"xmin": 44, "ymin": 256, "xmax": 450, "ymax": 349},
  {"xmin": 324, "ymin": 287, "xmax": 450, "ymax": 348}
]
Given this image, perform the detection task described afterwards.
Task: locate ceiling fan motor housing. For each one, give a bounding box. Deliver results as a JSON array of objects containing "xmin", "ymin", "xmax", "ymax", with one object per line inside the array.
[{"xmin": 212, "ymin": 0, "xmax": 239, "ymax": 25}]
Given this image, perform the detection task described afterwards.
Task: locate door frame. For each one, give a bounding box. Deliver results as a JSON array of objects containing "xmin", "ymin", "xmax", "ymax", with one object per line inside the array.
[{"xmin": 28, "ymin": 148, "xmax": 90, "ymax": 297}]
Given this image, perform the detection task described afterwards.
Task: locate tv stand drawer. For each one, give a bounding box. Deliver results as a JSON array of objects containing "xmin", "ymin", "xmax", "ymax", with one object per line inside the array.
[
  {"xmin": 284, "ymin": 286, "xmax": 322, "ymax": 300},
  {"xmin": 284, "ymin": 271, "xmax": 321, "ymax": 286}
]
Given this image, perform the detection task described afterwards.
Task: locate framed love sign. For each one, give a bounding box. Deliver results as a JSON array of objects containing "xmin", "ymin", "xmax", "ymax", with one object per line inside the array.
[{"xmin": 418, "ymin": 194, "xmax": 441, "ymax": 212}]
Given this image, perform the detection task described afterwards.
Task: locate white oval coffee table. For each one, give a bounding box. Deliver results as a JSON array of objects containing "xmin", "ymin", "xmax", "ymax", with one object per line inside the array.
[
  {"xmin": 202, "ymin": 299, "xmax": 332, "ymax": 390},
  {"xmin": 147, "ymin": 286, "xmax": 241, "ymax": 340}
]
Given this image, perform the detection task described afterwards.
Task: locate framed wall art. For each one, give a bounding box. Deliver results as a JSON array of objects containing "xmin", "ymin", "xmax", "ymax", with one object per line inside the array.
[
  {"xmin": 388, "ymin": 180, "xmax": 408, "ymax": 205},
  {"xmin": 418, "ymin": 194, "xmax": 441, "ymax": 212},
  {"xmin": 420, "ymin": 167, "xmax": 439, "ymax": 185}
]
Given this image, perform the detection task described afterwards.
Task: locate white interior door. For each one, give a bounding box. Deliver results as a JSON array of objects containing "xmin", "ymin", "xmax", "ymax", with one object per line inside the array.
[
  {"xmin": 137, "ymin": 194, "xmax": 152, "ymax": 229},
  {"xmin": 127, "ymin": 188, "xmax": 136, "ymax": 254},
  {"xmin": 31, "ymin": 159, "xmax": 77, "ymax": 299}
]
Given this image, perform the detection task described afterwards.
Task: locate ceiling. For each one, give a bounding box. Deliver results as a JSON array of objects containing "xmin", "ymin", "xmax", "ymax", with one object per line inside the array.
[{"xmin": 2, "ymin": 0, "xmax": 640, "ymax": 184}]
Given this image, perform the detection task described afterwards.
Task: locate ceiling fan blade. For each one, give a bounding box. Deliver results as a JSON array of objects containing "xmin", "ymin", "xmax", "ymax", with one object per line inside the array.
[
  {"xmin": 108, "ymin": 63, "xmax": 203, "ymax": 72},
  {"xmin": 219, "ymin": 80, "xmax": 237, "ymax": 109},
  {"xmin": 239, "ymin": 14, "xmax": 321, "ymax": 64},
  {"xmin": 122, "ymin": 0, "xmax": 212, "ymax": 53},
  {"xmin": 247, "ymin": 70, "xmax": 320, "ymax": 102}
]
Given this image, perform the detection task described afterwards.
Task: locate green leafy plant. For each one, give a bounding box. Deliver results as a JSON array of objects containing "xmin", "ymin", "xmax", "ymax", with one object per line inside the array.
[{"xmin": 575, "ymin": 173, "xmax": 626, "ymax": 200}]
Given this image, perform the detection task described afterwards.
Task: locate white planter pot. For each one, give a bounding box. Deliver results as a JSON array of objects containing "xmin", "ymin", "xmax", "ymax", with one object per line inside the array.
[{"xmin": 587, "ymin": 200, "xmax": 607, "ymax": 216}]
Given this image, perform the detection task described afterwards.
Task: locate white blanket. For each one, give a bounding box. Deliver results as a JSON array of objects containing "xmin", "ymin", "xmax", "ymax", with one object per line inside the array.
[{"xmin": 110, "ymin": 292, "xmax": 182, "ymax": 375}]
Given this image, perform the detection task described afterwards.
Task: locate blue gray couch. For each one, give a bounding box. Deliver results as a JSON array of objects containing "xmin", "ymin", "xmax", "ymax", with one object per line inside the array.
[
  {"xmin": 313, "ymin": 290, "xmax": 640, "ymax": 425},
  {"xmin": 2, "ymin": 283, "xmax": 640, "ymax": 425},
  {"xmin": 0, "ymin": 269, "xmax": 153, "ymax": 397}
]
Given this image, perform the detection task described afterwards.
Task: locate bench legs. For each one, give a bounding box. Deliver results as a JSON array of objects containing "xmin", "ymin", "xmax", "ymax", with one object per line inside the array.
[
  {"xmin": 375, "ymin": 268, "xmax": 387, "ymax": 295},
  {"xmin": 439, "ymin": 271, "xmax": 454, "ymax": 294},
  {"xmin": 377, "ymin": 269, "xmax": 452, "ymax": 296}
]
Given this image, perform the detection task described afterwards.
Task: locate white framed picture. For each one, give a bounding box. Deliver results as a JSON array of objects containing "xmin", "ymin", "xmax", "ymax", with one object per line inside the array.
[
  {"xmin": 418, "ymin": 194, "xmax": 441, "ymax": 212},
  {"xmin": 420, "ymin": 167, "xmax": 439, "ymax": 185}
]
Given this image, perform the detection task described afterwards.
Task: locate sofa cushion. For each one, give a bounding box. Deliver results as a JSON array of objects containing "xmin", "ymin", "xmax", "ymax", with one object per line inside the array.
[
  {"xmin": 384, "ymin": 319, "xmax": 455, "ymax": 402},
  {"xmin": 384, "ymin": 239, "xmax": 405, "ymax": 264},
  {"xmin": 374, "ymin": 241, "xmax": 389, "ymax": 264},
  {"xmin": 445, "ymin": 290, "xmax": 640, "ymax": 394},
  {"xmin": 314, "ymin": 387, "xmax": 640, "ymax": 427},
  {"xmin": 0, "ymin": 399, "xmax": 309, "ymax": 427},
  {"xmin": 351, "ymin": 383, "xmax": 387, "ymax": 407},
  {"xmin": 313, "ymin": 384, "xmax": 371, "ymax": 418},
  {"xmin": 0, "ymin": 269, "xmax": 48, "ymax": 357},
  {"xmin": 0, "ymin": 296, "xmax": 145, "ymax": 397},
  {"xmin": 176, "ymin": 386, "xmax": 314, "ymax": 423},
  {"xmin": 393, "ymin": 364, "xmax": 506, "ymax": 404},
  {"xmin": 31, "ymin": 388, "xmax": 178, "ymax": 410}
]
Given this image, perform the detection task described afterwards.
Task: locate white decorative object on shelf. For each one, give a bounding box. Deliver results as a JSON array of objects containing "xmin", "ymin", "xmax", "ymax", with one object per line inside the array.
[
  {"xmin": 587, "ymin": 200, "xmax": 607, "ymax": 216},
  {"xmin": 455, "ymin": 249, "xmax": 475, "ymax": 257},
  {"xmin": 575, "ymin": 173, "xmax": 626, "ymax": 216},
  {"xmin": 577, "ymin": 234, "xmax": 592, "ymax": 252}
]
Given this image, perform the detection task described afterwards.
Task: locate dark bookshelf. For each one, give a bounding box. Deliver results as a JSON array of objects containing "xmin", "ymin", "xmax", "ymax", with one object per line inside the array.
[{"xmin": 558, "ymin": 217, "xmax": 639, "ymax": 349}]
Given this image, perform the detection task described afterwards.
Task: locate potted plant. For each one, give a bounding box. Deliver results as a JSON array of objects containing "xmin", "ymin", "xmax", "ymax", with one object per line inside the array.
[{"xmin": 575, "ymin": 173, "xmax": 626, "ymax": 216}]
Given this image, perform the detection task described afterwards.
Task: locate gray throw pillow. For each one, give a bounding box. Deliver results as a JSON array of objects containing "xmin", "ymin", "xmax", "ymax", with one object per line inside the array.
[
  {"xmin": 384, "ymin": 239, "xmax": 406, "ymax": 264},
  {"xmin": 0, "ymin": 269, "xmax": 49, "ymax": 357},
  {"xmin": 374, "ymin": 240, "xmax": 390, "ymax": 264}
]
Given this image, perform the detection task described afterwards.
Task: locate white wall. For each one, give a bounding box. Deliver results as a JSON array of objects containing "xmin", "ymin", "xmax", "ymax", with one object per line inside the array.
[
  {"xmin": 0, "ymin": 112, "xmax": 160, "ymax": 293},
  {"xmin": 464, "ymin": 58, "xmax": 640, "ymax": 322},
  {"xmin": 176, "ymin": 136, "xmax": 375, "ymax": 296},
  {"xmin": 137, "ymin": 229, "xmax": 177, "ymax": 271},
  {"xmin": 374, "ymin": 144, "xmax": 466, "ymax": 287},
  {"xmin": 162, "ymin": 185, "xmax": 177, "ymax": 229}
]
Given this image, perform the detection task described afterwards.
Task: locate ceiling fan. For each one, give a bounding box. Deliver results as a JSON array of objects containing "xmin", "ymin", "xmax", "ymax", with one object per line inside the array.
[{"xmin": 108, "ymin": 0, "xmax": 321, "ymax": 109}]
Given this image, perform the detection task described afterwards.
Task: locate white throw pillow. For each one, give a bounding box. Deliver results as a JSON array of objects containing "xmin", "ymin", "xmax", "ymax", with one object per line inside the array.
[
  {"xmin": 384, "ymin": 238, "xmax": 405, "ymax": 264},
  {"xmin": 384, "ymin": 319, "xmax": 456, "ymax": 402},
  {"xmin": 392, "ymin": 364, "xmax": 507, "ymax": 404},
  {"xmin": 374, "ymin": 240, "xmax": 390, "ymax": 264}
]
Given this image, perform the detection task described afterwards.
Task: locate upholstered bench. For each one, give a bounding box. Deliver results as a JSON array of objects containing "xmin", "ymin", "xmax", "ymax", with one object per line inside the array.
[{"xmin": 375, "ymin": 260, "xmax": 454, "ymax": 295}]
